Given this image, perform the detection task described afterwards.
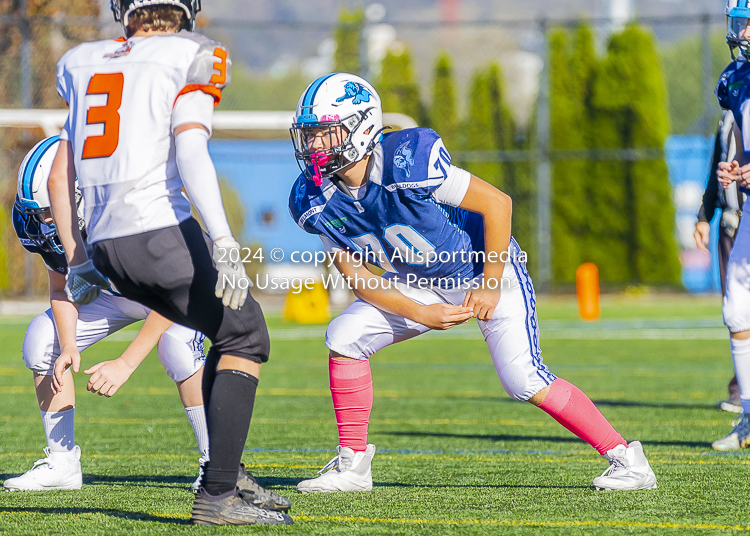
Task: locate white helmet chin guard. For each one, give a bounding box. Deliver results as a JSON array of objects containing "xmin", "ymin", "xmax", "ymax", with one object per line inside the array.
[
  {"xmin": 16, "ymin": 136, "xmax": 85, "ymax": 254},
  {"xmin": 727, "ymin": 0, "xmax": 750, "ymax": 61},
  {"xmin": 291, "ymin": 73, "xmax": 386, "ymax": 186}
]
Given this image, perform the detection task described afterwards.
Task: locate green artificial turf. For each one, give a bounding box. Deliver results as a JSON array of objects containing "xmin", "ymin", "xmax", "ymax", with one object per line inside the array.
[{"xmin": 1, "ymin": 294, "xmax": 748, "ymax": 535}]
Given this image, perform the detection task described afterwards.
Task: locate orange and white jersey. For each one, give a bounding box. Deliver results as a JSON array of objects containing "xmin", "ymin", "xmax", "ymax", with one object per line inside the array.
[{"xmin": 56, "ymin": 31, "xmax": 230, "ymax": 243}]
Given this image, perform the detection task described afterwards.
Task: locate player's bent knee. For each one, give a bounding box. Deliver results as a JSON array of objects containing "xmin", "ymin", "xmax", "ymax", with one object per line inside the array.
[
  {"xmin": 211, "ymin": 299, "xmax": 270, "ymax": 363},
  {"xmin": 496, "ymin": 362, "xmax": 539, "ymax": 401},
  {"xmin": 325, "ymin": 314, "xmax": 369, "ymax": 359},
  {"xmin": 723, "ymin": 296, "xmax": 750, "ymax": 333},
  {"xmin": 730, "ymin": 329, "xmax": 750, "ymax": 341},
  {"xmin": 157, "ymin": 330, "xmax": 205, "ymax": 383},
  {"xmin": 22, "ymin": 312, "xmax": 57, "ymax": 375},
  {"xmin": 724, "ymin": 268, "xmax": 750, "ymax": 332}
]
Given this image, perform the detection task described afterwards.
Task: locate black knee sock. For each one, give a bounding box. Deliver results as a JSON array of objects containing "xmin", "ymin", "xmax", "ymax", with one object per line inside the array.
[
  {"xmin": 202, "ymin": 369, "xmax": 258, "ymax": 495},
  {"xmin": 201, "ymin": 347, "xmax": 220, "ymax": 410}
]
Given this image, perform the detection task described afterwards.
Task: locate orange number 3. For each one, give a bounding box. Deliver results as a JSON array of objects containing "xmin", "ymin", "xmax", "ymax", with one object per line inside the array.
[
  {"xmin": 210, "ymin": 48, "xmax": 227, "ymax": 85},
  {"xmin": 82, "ymin": 72, "xmax": 124, "ymax": 160}
]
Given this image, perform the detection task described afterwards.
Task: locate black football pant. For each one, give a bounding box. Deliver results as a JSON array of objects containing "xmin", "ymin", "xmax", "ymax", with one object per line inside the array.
[{"xmin": 92, "ymin": 217, "xmax": 270, "ymax": 496}]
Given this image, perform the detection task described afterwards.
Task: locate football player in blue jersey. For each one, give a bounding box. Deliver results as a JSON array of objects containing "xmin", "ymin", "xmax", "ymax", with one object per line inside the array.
[
  {"xmin": 5, "ymin": 136, "xmax": 208, "ymax": 492},
  {"xmin": 711, "ymin": 0, "xmax": 750, "ymax": 450},
  {"xmin": 288, "ymin": 73, "xmax": 657, "ymax": 492}
]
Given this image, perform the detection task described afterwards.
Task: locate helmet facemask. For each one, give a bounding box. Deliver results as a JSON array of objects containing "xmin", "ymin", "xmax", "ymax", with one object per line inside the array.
[
  {"xmin": 14, "ymin": 197, "xmax": 64, "ymax": 254},
  {"xmin": 14, "ymin": 188, "xmax": 85, "ymax": 255},
  {"xmin": 727, "ymin": 2, "xmax": 750, "ymax": 61},
  {"xmin": 291, "ymin": 110, "xmax": 379, "ymax": 187},
  {"xmin": 292, "ymin": 74, "xmax": 386, "ymax": 187}
]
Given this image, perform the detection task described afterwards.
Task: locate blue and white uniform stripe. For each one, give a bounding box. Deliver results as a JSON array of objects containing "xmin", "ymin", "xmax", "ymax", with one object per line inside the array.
[
  {"xmin": 509, "ymin": 236, "xmax": 556, "ymax": 385},
  {"xmin": 20, "ymin": 135, "xmax": 59, "ymax": 206},
  {"xmin": 297, "ymin": 73, "xmax": 338, "ymax": 124}
]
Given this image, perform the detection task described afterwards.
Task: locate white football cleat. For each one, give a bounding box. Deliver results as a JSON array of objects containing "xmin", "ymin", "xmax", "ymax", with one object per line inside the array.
[
  {"xmin": 191, "ymin": 454, "xmax": 209, "ymax": 494},
  {"xmin": 3, "ymin": 446, "xmax": 82, "ymax": 491},
  {"xmin": 592, "ymin": 441, "xmax": 657, "ymax": 491},
  {"xmin": 297, "ymin": 444, "xmax": 375, "ymax": 493},
  {"xmin": 717, "ymin": 397, "xmax": 743, "ymax": 414},
  {"xmin": 712, "ymin": 413, "xmax": 750, "ymax": 451}
]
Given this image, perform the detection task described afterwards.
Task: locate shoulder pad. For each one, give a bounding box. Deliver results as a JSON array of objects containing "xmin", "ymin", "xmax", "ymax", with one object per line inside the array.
[
  {"xmin": 715, "ymin": 62, "xmax": 750, "ymax": 112},
  {"xmin": 716, "ymin": 63, "xmax": 738, "ymax": 111},
  {"xmin": 288, "ymin": 174, "xmax": 323, "ymax": 234},
  {"xmin": 56, "ymin": 43, "xmax": 85, "ymax": 103},
  {"xmin": 183, "ymin": 32, "xmax": 231, "ymax": 90},
  {"xmin": 381, "ymin": 128, "xmax": 451, "ymax": 195}
]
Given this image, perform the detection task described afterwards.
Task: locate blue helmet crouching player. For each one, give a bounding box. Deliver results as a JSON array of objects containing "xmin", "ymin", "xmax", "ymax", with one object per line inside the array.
[{"xmin": 5, "ymin": 136, "xmax": 208, "ymax": 492}]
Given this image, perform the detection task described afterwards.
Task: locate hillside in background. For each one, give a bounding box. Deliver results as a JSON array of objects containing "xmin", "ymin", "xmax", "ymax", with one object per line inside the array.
[{"xmin": 97, "ymin": 0, "xmax": 720, "ymax": 71}]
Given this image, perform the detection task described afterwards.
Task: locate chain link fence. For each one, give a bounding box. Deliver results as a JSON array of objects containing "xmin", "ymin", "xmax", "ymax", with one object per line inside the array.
[{"xmin": 0, "ymin": 10, "xmax": 733, "ymax": 295}]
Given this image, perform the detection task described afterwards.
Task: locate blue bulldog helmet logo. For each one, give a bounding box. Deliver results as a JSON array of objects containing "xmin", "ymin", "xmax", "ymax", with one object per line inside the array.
[
  {"xmin": 336, "ymin": 82, "xmax": 372, "ymax": 105},
  {"xmin": 394, "ymin": 141, "xmax": 415, "ymax": 178}
]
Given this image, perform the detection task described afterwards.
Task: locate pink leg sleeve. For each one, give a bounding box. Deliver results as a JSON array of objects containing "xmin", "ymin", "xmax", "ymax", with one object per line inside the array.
[
  {"xmin": 538, "ymin": 378, "xmax": 627, "ymax": 455},
  {"xmin": 329, "ymin": 356, "xmax": 373, "ymax": 452}
]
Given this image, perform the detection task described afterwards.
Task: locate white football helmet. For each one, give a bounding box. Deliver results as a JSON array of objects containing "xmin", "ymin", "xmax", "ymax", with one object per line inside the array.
[
  {"xmin": 15, "ymin": 136, "xmax": 85, "ymax": 254},
  {"xmin": 291, "ymin": 73, "xmax": 385, "ymax": 186},
  {"xmin": 727, "ymin": 0, "xmax": 750, "ymax": 61}
]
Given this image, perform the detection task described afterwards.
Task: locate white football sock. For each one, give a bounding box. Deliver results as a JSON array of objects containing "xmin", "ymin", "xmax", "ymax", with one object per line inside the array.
[
  {"xmin": 40, "ymin": 407, "xmax": 76, "ymax": 453},
  {"xmin": 185, "ymin": 405, "xmax": 209, "ymax": 458},
  {"xmin": 730, "ymin": 336, "xmax": 750, "ymax": 414}
]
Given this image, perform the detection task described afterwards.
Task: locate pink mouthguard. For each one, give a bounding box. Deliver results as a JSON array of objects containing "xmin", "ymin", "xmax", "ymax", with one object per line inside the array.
[{"xmin": 310, "ymin": 152, "xmax": 331, "ymax": 186}]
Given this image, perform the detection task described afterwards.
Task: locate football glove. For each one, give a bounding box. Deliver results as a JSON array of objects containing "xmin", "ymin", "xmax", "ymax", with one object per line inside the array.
[
  {"xmin": 213, "ymin": 236, "xmax": 250, "ymax": 310},
  {"xmin": 65, "ymin": 260, "xmax": 109, "ymax": 305}
]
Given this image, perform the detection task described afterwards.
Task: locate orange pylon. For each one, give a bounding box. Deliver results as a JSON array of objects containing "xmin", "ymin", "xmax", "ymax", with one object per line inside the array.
[{"xmin": 576, "ymin": 262, "xmax": 600, "ymax": 321}]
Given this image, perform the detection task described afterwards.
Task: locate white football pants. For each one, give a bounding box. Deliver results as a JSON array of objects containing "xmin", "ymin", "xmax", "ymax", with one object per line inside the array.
[
  {"xmin": 23, "ymin": 291, "xmax": 205, "ymax": 383},
  {"xmin": 325, "ymin": 238, "xmax": 556, "ymax": 401}
]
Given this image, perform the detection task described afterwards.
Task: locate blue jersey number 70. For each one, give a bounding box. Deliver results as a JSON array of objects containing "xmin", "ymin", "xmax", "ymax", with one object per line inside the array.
[{"xmin": 351, "ymin": 224, "xmax": 437, "ymax": 272}]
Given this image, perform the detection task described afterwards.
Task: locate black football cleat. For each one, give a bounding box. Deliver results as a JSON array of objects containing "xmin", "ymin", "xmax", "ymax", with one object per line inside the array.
[
  {"xmin": 236, "ymin": 463, "xmax": 292, "ymax": 512},
  {"xmin": 191, "ymin": 487, "xmax": 293, "ymax": 526}
]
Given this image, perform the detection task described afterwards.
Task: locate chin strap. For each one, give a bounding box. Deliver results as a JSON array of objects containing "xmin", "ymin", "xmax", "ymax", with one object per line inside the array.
[
  {"xmin": 330, "ymin": 175, "xmax": 354, "ymax": 197},
  {"xmin": 331, "ymin": 152, "xmax": 376, "ymax": 199},
  {"xmin": 730, "ymin": 44, "xmax": 750, "ymax": 62},
  {"xmin": 366, "ymin": 126, "xmax": 391, "ymax": 154}
]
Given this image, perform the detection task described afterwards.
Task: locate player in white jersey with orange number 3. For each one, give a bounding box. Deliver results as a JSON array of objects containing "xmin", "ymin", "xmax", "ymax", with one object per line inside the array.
[{"xmin": 47, "ymin": 0, "xmax": 292, "ymax": 526}]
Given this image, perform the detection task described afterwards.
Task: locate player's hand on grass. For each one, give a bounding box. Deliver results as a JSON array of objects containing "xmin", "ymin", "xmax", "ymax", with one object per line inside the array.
[
  {"xmin": 213, "ymin": 236, "xmax": 249, "ymax": 310},
  {"xmin": 463, "ymin": 286, "xmax": 501, "ymax": 321},
  {"xmin": 717, "ymin": 161, "xmax": 741, "ymax": 189},
  {"xmin": 84, "ymin": 358, "xmax": 136, "ymax": 397},
  {"xmin": 694, "ymin": 221, "xmax": 710, "ymax": 254},
  {"xmin": 52, "ymin": 345, "xmax": 81, "ymax": 394},
  {"xmin": 65, "ymin": 260, "xmax": 109, "ymax": 305},
  {"xmin": 417, "ymin": 303, "xmax": 474, "ymax": 330}
]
